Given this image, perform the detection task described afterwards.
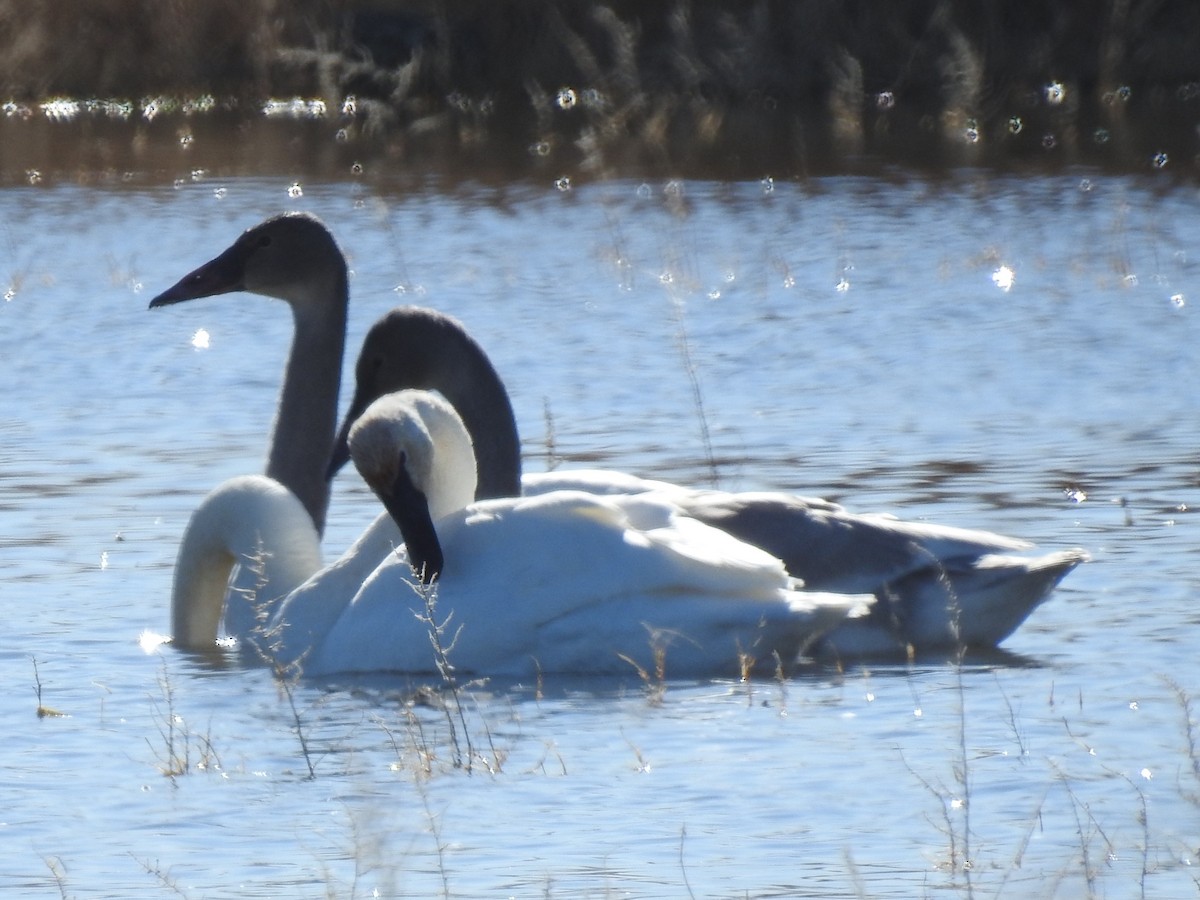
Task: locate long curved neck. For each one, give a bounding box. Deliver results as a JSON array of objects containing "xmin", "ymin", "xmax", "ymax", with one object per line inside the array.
[
  {"xmin": 346, "ymin": 308, "xmax": 523, "ymax": 501},
  {"xmin": 439, "ymin": 349, "xmax": 522, "ymax": 501},
  {"xmin": 267, "ymin": 267, "xmax": 348, "ymax": 536},
  {"xmin": 171, "ymin": 476, "xmax": 323, "ymax": 649},
  {"xmin": 408, "ymin": 312, "xmax": 521, "ymax": 500}
]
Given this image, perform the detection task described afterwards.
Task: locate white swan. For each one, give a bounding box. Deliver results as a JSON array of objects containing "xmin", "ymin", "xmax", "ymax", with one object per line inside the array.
[
  {"xmin": 310, "ymin": 390, "xmax": 871, "ymax": 676},
  {"xmin": 166, "ymin": 391, "xmax": 871, "ymax": 677}
]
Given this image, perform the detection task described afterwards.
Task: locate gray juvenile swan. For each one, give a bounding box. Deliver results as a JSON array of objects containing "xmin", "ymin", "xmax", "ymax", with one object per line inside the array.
[{"xmin": 150, "ymin": 212, "xmax": 347, "ymax": 536}]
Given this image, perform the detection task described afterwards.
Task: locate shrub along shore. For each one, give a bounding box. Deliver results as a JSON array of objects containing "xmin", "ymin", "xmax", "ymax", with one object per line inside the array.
[{"xmin": 1, "ymin": 0, "xmax": 1197, "ymax": 180}]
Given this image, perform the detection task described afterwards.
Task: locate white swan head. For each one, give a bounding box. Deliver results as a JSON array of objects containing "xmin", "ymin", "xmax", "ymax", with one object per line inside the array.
[
  {"xmin": 347, "ymin": 390, "xmax": 479, "ymax": 583},
  {"xmin": 149, "ymin": 212, "xmax": 347, "ymax": 310}
]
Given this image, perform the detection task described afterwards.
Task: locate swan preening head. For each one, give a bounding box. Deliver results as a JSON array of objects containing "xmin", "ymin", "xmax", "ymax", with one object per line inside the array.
[
  {"xmin": 347, "ymin": 390, "xmax": 479, "ymax": 583},
  {"xmin": 169, "ymin": 475, "xmax": 322, "ymax": 650}
]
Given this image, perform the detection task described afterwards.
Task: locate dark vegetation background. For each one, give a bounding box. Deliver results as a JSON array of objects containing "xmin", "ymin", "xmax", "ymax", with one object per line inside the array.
[{"xmin": 2, "ymin": 0, "xmax": 1197, "ymax": 179}]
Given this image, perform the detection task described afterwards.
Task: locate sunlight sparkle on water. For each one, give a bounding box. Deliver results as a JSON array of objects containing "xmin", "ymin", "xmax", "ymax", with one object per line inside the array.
[
  {"xmin": 992, "ymin": 265, "xmax": 1015, "ymax": 292},
  {"xmin": 191, "ymin": 328, "xmax": 210, "ymax": 350},
  {"xmin": 40, "ymin": 98, "xmax": 80, "ymax": 121},
  {"xmin": 139, "ymin": 630, "xmax": 171, "ymax": 653},
  {"xmin": 263, "ymin": 98, "xmax": 328, "ymax": 118}
]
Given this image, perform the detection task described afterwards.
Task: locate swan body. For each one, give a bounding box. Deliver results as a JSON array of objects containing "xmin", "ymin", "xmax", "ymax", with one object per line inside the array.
[
  {"xmin": 166, "ymin": 393, "xmax": 871, "ymax": 678},
  {"xmin": 299, "ymin": 390, "xmax": 872, "ymax": 677}
]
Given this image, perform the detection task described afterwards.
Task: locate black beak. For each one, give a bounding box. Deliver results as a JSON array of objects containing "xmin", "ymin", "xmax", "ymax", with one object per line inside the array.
[
  {"xmin": 326, "ymin": 375, "xmax": 376, "ymax": 480},
  {"xmin": 326, "ymin": 410, "xmax": 355, "ymax": 480},
  {"xmin": 149, "ymin": 241, "xmax": 248, "ymax": 309},
  {"xmin": 380, "ymin": 464, "xmax": 445, "ymax": 585}
]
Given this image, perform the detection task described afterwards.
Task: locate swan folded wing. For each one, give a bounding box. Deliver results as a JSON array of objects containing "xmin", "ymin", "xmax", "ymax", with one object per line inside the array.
[
  {"xmin": 671, "ymin": 491, "xmax": 1038, "ymax": 593},
  {"xmin": 493, "ymin": 490, "xmax": 794, "ymax": 600}
]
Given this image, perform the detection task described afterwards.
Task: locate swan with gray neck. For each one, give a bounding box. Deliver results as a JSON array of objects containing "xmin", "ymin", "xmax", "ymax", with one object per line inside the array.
[{"xmin": 150, "ymin": 212, "xmax": 348, "ymax": 535}]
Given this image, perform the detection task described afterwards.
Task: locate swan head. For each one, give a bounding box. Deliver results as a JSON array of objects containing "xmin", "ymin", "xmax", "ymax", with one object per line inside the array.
[
  {"xmin": 348, "ymin": 390, "xmax": 479, "ymax": 583},
  {"xmin": 149, "ymin": 212, "xmax": 347, "ymax": 310},
  {"xmin": 325, "ymin": 306, "xmax": 521, "ymax": 493}
]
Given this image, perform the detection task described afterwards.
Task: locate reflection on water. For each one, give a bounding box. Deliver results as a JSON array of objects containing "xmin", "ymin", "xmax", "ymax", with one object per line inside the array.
[{"xmin": 0, "ymin": 171, "xmax": 1198, "ymax": 897}]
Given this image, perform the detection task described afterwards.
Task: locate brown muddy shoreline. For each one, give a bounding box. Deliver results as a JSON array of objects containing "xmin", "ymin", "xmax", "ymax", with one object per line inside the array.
[{"xmin": 2, "ymin": 1, "xmax": 1198, "ymax": 182}]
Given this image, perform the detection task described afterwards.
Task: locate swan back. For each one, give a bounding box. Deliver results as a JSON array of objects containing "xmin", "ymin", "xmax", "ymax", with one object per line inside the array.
[{"xmin": 170, "ymin": 475, "xmax": 322, "ymax": 649}]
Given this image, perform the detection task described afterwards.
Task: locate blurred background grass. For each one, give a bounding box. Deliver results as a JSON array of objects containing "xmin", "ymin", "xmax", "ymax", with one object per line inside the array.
[{"xmin": 1, "ymin": 0, "xmax": 1197, "ymax": 178}]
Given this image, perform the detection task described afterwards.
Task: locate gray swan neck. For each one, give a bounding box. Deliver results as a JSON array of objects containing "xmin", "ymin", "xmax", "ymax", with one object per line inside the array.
[
  {"xmin": 343, "ymin": 307, "xmax": 522, "ymax": 500},
  {"xmin": 269, "ymin": 266, "xmax": 348, "ymax": 535}
]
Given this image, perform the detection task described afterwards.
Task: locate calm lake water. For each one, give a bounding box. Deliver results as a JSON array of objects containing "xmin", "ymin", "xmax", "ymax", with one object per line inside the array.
[{"xmin": 2, "ymin": 162, "xmax": 1198, "ymax": 898}]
